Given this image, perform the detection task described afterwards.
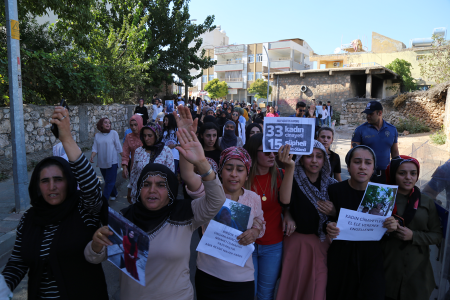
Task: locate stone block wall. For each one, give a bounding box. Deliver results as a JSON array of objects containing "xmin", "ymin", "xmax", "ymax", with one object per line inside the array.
[
  {"xmin": 276, "ymin": 72, "xmax": 351, "ymax": 116},
  {"xmin": 0, "ymin": 104, "xmax": 153, "ymax": 174},
  {"xmin": 340, "ymin": 95, "xmax": 446, "ymax": 130}
]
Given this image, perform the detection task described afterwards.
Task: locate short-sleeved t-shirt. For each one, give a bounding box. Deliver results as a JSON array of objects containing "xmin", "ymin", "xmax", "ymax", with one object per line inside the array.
[
  {"xmin": 329, "ymin": 150, "xmax": 341, "ymax": 177},
  {"xmin": 352, "ymin": 120, "xmax": 398, "ymax": 171}
]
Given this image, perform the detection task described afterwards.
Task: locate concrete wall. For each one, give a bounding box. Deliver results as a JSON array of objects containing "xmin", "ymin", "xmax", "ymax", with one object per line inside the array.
[
  {"xmin": 372, "ymin": 32, "xmax": 406, "ymax": 53},
  {"xmin": 276, "ymin": 72, "xmax": 352, "ymax": 116},
  {"xmin": 0, "ymin": 104, "xmax": 153, "ymax": 174}
]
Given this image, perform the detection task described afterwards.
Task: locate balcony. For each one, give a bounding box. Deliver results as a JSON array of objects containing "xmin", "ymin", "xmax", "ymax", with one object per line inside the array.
[
  {"xmin": 223, "ymin": 78, "xmax": 244, "ymax": 89},
  {"xmin": 268, "ymin": 41, "xmax": 293, "ymax": 50},
  {"xmin": 215, "ymin": 63, "xmax": 244, "ymax": 72},
  {"xmin": 215, "ymin": 44, "xmax": 245, "ymax": 55},
  {"xmin": 270, "ymin": 60, "xmax": 291, "ymax": 69}
]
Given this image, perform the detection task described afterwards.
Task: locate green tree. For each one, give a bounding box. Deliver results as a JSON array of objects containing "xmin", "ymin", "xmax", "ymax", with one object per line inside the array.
[
  {"xmin": 419, "ymin": 34, "xmax": 450, "ymax": 84},
  {"xmin": 204, "ymin": 79, "xmax": 228, "ymax": 99},
  {"xmin": 385, "ymin": 58, "xmax": 417, "ymax": 93},
  {"xmin": 247, "ymin": 79, "xmax": 272, "ymax": 99}
]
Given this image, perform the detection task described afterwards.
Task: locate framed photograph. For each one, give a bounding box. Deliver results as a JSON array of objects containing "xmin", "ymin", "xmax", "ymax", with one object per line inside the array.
[
  {"xmin": 357, "ymin": 182, "xmax": 398, "ymax": 217},
  {"xmin": 213, "ymin": 199, "xmax": 251, "ymax": 232}
]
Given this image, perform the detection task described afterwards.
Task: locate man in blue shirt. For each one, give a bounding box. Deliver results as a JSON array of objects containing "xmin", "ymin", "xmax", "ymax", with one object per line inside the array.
[
  {"xmin": 351, "ymin": 101, "xmax": 399, "ymax": 183},
  {"xmin": 289, "ymin": 101, "xmax": 307, "ymax": 118}
]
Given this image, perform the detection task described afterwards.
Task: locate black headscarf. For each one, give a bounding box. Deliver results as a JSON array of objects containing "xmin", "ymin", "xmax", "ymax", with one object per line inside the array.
[
  {"xmin": 121, "ymin": 164, "xmax": 193, "ymax": 239},
  {"xmin": 220, "ymin": 120, "xmax": 238, "ymax": 150},
  {"xmin": 245, "ymin": 123, "xmax": 263, "ymax": 143},
  {"xmin": 203, "ymin": 115, "xmax": 217, "ymax": 125},
  {"xmin": 28, "ymin": 156, "xmax": 80, "ymax": 226},
  {"xmin": 140, "ymin": 124, "xmax": 165, "ymax": 164}
]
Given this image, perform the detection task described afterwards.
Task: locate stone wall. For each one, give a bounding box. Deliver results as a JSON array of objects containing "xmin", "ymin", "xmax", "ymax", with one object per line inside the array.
[
  {"xmin": 340, "ymin": 93, "xmax": 446, "ymax": 130},
  {"xmin": 276, "ymin": 72, "xmax": 351, "ymax": 116},
  {"xmin": 446, "ymin": 91, "xmax": 450, "ymax": 152},
  {"xmin": 0, "ymin": 104, "xmax": 153, "ymax": 174}
]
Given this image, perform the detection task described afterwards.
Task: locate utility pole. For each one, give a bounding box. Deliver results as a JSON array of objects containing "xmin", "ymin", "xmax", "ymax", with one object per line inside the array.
[
  {"xmin": 5, "ymin": 0, "xmax": 29, "ymax": 212},
  {"xmin": 263, "ymin": 45, "xmax": 271, "ymax": 107}
]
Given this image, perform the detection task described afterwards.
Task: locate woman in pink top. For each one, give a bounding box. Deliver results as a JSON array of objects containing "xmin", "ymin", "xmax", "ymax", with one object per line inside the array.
[
  {"xmin": 265, "ymin": 107, "xmax": 279, "ymax": 117},
  {"xmin": 179, "ymin": 142, "xmax": 265, "ymax": 299},
  {"xmin": 122, "ymin": 115, "xmax": 143, "ymax": 202}
]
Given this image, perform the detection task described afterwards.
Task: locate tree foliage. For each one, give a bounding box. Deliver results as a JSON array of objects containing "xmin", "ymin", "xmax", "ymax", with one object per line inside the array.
[
  {"xmin": 247, "ymin": 79, "xmax": 272, "ymax": 99},
  {"xmin": 419, "ymin": 35, "xmax": 450, "ymax": 84},
  {"xmin": 361, "ymin": 185, "xmax": 396, "ymax": 214},
  {"xmin": 204, "ymin": 79, "xmax": 228, "ymax": 99},
  {"xmin": 385, "ymin": 58, "xmax": 417, "ymax": 93}
]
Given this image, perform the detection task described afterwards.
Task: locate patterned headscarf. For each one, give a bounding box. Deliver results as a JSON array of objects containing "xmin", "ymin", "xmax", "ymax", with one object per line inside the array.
[
  {"xmin": 294, "ymin": 140, "xmax": 338, "ymax": 241},
  {"xmin": 96, "ymin": 118, "xmax": 111, "ymax": 134},
  {"xmin": 219, "ymin": 147, "xmax": 252, "ymax": 176},
  {"xmin": 140, "ymin": 122, "xmax": 165, "ymax": 162},
  {"xmin": 142, "ymin": 122, "xmax": 163, "ymax": 142}
]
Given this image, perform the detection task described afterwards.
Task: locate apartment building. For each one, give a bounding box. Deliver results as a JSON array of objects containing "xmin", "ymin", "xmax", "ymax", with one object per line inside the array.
[{"xmin": 196, "ymin": 38, "xmax": 314, "ymax": 102}]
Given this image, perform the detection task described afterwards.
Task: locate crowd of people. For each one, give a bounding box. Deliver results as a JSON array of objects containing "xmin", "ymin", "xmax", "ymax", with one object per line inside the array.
[{"xmin": 0, "ymin": 95, "xmax": 445, "ymax": 300}]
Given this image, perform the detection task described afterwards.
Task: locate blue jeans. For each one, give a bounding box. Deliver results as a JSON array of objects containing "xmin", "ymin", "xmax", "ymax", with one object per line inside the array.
[
  {"xmin": 100, "ymin": 164, "xmax": 118, "ymax": 200},
  {"xmin": 252, "ymin": 242, "xmax": 283, "ymax": 300},
  {"xmin": 326, "ymin": 116, "xmax": 331, "ymax": 127}
]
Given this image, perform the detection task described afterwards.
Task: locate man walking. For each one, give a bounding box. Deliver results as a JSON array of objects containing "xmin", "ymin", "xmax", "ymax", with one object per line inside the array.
[
  {"xmin": 351, "ymin": 101, "xmax": 399, "ymax": 183},
  {"xmin": 326, "ymin": 101, "xmax": 333, "ymax": 126},
  {"xmin": 316, "ymin": 101, "xmax": 324, "ymax": 127},
  {"xmin": 289, "ymin": 102, "xmax": 307, "ymax": 118}
]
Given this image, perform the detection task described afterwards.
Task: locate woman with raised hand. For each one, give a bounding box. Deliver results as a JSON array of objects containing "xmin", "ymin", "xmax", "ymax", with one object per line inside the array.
[
  {"xmin": 219, "ymin": 121, "xmax": 244, "ymax": 149},
  {"xmin": 326, "ymin": 145, "xmax": 398, "ymax": 300},
  {"xmin": 244, "ymin": 133, "xmax": 295, "ymax": 300},
  {"xmin": 382, "ymin": 156, "xmax": 441, "ymax": 300},
  {"xmin": 90, "ymin": 117, "xmax": 122, "ymax": 201},
  {"xmin": 2, "ymin": 106, "xmax": 108, "ymax": 299},
  {"xmin": 316, "ymin": 127, "xmax": 342, "ymax": 182},
  {"xmin": 85, "ymin": 124, "xmax": 225, "ymax": 300},
  {"xmin": 276, "ymin": 140, "xmax": 337, "ymax": 300},
  {"xmin": 127, "ymin": 122, "xmax": 174, "ymax": 203}
]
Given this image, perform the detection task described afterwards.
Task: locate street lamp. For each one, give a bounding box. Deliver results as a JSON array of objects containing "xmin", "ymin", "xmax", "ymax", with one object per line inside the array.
[{"xmin": 263, "ymin": 45, "xmax": 270, "ymax": 107}]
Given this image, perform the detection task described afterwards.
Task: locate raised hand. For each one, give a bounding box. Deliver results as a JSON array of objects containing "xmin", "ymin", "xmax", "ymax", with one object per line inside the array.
[
  {"xmin": 175, "ymin": 128, "xmax": 206, "ymax": 166},
  {"xmin": 278, "ymin": 144, "xmax": 295, "ymax": 169},
  {"xmin": 173, "ymin": 105, "xmax": 198, "ymax": 134}
]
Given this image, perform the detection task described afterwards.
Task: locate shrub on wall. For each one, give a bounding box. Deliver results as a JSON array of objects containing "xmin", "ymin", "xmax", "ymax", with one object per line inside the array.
[
  {"xmin": 430, "ymin": 126, "xmax": 447, "ymax": 145},
  {"xmin": 396, "ymin": 115, "xmax": 430, "ymax": 134}
]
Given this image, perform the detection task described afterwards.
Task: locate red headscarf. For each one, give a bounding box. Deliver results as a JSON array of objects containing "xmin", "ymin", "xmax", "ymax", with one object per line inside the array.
[
  {"xmin": 219, "ymin": 147, "xmax": 252, "ymax": 175},
  {"xmin": 96, "ymin": 118, "xmax": 111, "ymax": 133}
]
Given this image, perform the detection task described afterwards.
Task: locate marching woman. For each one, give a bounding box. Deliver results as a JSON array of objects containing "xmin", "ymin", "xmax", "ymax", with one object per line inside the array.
[
  {"xmin": 244, "ymin": 123, "xmax": 262, "ymax": 147},
  {"xmin": 198, "ymin": 122, "xmax": 222, "ymax": 170},
  {"xmin": 162, "ymin": 114, "xmax": 180, "ymax": 172},
  {"xmin": 90, "ymin": 117, "xmax": 122, "ymax": 201},
  {"xmin": 326, "ymin": 145, "xmax": 398, "ymax": 300},
  {"xmin": 134, "ymin": 98, "xmax": 149, "ymax": 125},
  {"xmin": 244, "ymin": 133, "xmax": 295, "ymax": 300},
  {"xmin": 382, "ymin": 156, "xmax": 441, "ymax": 300},
  {"xmin": 127, "ymin": 122, "xmax": 174, "ymax": 203},
  {"xmin": 219, "ymin": 121, "xmax": 244, "ymax": 149},
  {"xmin": 276, "ymin": 140, "xmax": 337, "ymax": 300},
  {"xmin": 85, "ymin": 123, "xmax": 226, "ymax": 300},
  {"xmin": 2, "ymin": 106, "xmax": 108, "ymax": 299},
  {"xmin": 231, "ymin": 108, "xmax": 246, "ymax": 144},
  {"xmin": 316, "ymin": 127, "xmax": 342, "ymax": 181}
]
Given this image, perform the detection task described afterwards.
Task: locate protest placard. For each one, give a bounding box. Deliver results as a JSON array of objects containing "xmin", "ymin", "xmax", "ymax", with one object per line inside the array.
[
  {"xmin": 196, "ymin": 199, "xmax": 254, "ymax": 267},
  {"xmin": 107, "ymin": 207, "xmax": 149, "ymax": 286},
  {"xmin": 334, "ymin": 208, "xmax": 388, "ymax": 241},
  {"xmin": 357, "ymin": 182, "xmax": 398, "ymax": 217},
  {"xmin": 262, "ymin": 117, "xmax": 315, "ymax": 155}
]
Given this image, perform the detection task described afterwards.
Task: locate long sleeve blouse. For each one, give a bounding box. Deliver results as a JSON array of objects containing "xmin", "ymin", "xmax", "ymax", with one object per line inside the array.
[
  {"xmin": 92, "ymin": 130, "xmax": 122, "ymax": 169},
  {"xmin": 2, "ymin": 155, "xmax": 104, "ymax": 299},
  {"xmin": 121, "ymin": 133, "xmax": 143, "ymax": 170},
  {"xmin": 188, "ymin": 186, "xmax": 265, "ymax": 282},
  {"xmin": 128, "ymin": 146, "xmax": 174, "ymax": 202},
  {"xmin": 84, "ymin": 176, "xmax": 226, "ymax": 300}
]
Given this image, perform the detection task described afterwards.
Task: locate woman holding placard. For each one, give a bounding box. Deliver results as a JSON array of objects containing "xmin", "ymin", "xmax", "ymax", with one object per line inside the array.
[
  {"xmin": 276, "ymin": 140, "xmax": 337, "ymax": 300},
  {"xmin": 85, "ymin": 122, "xmax": 226, "ymax": 300},
  {"xmin": 382, "ymin": 156, "xmax": 441, "ymax": 300},
  {"xmin": 244, "ymin": 133, "xmax": 295, "ymax": 300},
  {"xmin": 326, "ymin": 145, "xmax": 398, "ymax": 300}
]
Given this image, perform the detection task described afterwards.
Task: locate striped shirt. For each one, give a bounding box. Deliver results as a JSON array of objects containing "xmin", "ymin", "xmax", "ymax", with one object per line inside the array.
[{"xmin": 2, "ymin": 154, "xmax": 103, "ymax": 298}]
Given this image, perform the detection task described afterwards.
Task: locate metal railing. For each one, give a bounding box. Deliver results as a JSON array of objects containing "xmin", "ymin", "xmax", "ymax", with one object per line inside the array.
[
  {"xmin": 216, "ymin": 60, "xmax": 243, "ymax": 65},
  {"xmin": 342, "ymin": 62, "xmax": 381, "ymax": 68}
]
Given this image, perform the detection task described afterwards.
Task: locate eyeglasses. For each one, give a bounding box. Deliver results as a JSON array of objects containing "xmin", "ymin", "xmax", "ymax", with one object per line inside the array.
[
  {"xmin": 257, "ymin": 150, "xmax": 277, "ymax": 156},
  {"xmin": 232, "ymin": 113, "xmax": 238, "ymax": 116}
]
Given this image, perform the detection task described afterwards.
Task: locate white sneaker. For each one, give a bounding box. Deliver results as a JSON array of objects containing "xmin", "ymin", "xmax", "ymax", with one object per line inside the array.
[{"xmin": 110, "ymin": 197, "xmax": 116, "ymax": 201}]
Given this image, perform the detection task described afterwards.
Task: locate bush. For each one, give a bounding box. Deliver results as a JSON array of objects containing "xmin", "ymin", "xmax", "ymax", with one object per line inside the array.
[
  {"xmin": 332, "ymin": 111, "xmax": 341, "ymax": 126},
  {"xmin": 430, "ymin": 126, "xmax": 447, "ymax": 145},
  {"xmin": 396, "ymin": 115, "xmax": 430, "ymax": 134}
]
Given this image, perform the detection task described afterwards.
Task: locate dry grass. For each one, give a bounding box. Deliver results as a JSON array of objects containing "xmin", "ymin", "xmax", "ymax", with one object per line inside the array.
[{"xmin": 393, "ymin": 81, "xmax": 450, "ymax": 108}]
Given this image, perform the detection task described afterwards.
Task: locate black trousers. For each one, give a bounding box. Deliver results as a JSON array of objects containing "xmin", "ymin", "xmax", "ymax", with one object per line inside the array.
[{"xmin": 195, "ymin": 268, "xmax": 254, "ymax": 300}]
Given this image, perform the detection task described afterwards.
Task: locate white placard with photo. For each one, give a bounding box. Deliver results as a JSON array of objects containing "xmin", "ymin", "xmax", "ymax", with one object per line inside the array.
[
  {"xmin": 263, "ymin": 117, "xmax": 315, "ymax": 155},
  {"xmin": 357, "ymin": 182, "xmax": 398, "ymax": 217},
  {"xmin": 334, "ymin": 208, "xmax": 388, "ymax": 241}
]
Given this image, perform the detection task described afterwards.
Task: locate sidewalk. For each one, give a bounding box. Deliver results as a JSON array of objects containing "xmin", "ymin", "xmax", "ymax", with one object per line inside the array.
[{"xmin": 0, "ymin": 148, "xmax": 126, "ymax": 267}]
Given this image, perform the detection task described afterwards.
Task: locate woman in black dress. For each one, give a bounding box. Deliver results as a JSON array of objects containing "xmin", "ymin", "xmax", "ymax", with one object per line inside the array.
[
  {"xmin": 326, "ymin": 145, "xmax": 397, "ymax": 300},
  {"xmin": 134, "ymin": 98, "xmax": 149, "ymax": 125},
  {"xmin": 316, "ymin": 127, "xmax": 341, "ymax": 181}
]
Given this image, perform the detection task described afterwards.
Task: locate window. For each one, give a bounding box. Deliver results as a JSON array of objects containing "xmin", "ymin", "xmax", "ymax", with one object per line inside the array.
[
  {"xmin": 248, "ymin": 54, "xmax": 254, "ymax": 63},
  {"xmin": 256, "ymin": 72, "xmax": 262, "ymax": 79},
  {"xmin": 209, "ymin": 75, "xmax": 214, "ymax": 81},
  {"xmin": 248, "ymin": 72, "xmax": 254, "ymax": 81},
  {"xmin": 256, "ymin": 53, "xmax": 263, "ymax": 62},
  {"xmin": 202, "ymin": 75, "xmax": 207, "ymax": 82}
]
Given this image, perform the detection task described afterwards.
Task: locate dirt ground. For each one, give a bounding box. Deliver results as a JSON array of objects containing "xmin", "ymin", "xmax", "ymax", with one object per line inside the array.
[{"xmin": 333, "ymin": 125, "xmax": 449, "ymax": 162}]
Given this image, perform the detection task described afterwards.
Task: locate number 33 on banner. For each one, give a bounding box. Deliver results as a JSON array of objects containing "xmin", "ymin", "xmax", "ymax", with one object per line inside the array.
[{"xmin": 263, "ymin": 117, "xmax": 315, "ymax": 155}]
